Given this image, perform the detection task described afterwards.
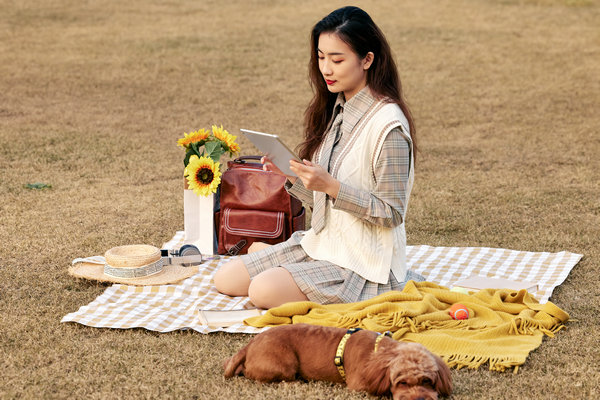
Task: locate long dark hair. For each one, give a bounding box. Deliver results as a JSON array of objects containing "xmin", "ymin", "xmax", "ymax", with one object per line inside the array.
[{"xmin": 298, "ymin": 6, "xmax": 416, "ymax": 161}]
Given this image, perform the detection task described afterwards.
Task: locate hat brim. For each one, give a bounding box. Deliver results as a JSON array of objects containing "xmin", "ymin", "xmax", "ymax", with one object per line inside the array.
[{"xmin": 68, "ymin": 262, "xmax": 200, "ymax": 286}]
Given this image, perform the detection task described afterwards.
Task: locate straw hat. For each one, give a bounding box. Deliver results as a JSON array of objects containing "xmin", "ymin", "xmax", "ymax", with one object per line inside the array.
[{"xmin": 69, "ymin": 244, "xmax": 199, "ymax": 286}]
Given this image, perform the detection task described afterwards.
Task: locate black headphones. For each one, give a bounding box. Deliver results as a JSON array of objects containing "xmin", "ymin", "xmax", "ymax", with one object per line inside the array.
[
  {"xmin": 160, "ymin": 244, "xmax": 203, "ymax": 267},
  {"xmin": 161, "ymin": 244, "xmax": 202, "ymax": 258},
  {"xmin": 160, "ymin": 239, "xmax": 246, "ymax": 266},
  {"xmin": 174, "ymin": 244, "xmax": 202, "ymax": 257}
]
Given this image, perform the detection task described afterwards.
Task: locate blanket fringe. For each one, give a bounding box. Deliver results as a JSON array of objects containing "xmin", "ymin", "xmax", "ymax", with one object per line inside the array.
[
  {"xmin": 509, "ymin": 318, "xmax": 566, "ymax": 337},
  {"xmin": 364, "ymin": 312, "xmax": 472, "ymax": 333},
  {"xmin": 356, "ymin": 312, "xmax": 567, "ymax": 338},
  {"xmin": 444, "ymin": 353, "xmax": 522, "ymax": 373},
  {"xmin": 339, "ymin": 312, "xmax": 567, "ymax": 344},
  {"xmin": 338, "ymin": 314, "xmax": 362, "ymax": 328}
]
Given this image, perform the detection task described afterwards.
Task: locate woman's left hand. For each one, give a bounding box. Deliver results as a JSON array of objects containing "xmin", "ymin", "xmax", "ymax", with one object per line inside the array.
[{"xmin": 290, "ymin": 159, "xmax": 341, "ymax": 199}]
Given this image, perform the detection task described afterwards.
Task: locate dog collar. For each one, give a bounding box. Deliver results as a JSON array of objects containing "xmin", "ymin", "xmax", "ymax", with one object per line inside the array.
[
  {"xmin": 334, "ymin": 329, "xmax": 394, "ymax": 380},
  {"xmin": 374, "ymin": 331, "xmax": 393, "ymax": 353},
  {"xmin": 334, "ymin": 328, "xmax": 361, "ymax": 380}
]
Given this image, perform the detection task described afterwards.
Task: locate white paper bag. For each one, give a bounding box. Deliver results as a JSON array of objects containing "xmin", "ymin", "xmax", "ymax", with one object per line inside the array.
[{"xmin": 183, "ymin": 190, "xmax": 215, "ymax": 255}]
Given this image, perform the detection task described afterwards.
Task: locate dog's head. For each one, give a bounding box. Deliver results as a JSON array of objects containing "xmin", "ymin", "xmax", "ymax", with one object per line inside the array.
[
  {"xmin": 364, "ymin": 341, "xmax": 452, "ymax": 400},
  {"xmin": 388, "ymin": 342, "xmax": 452, "ymax": 400}
]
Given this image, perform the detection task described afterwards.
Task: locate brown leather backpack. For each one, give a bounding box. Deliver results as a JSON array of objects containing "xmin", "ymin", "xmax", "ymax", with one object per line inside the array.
[{"xmin": 215, "ymin": 156, "xmax": 305, "ymax": 255}]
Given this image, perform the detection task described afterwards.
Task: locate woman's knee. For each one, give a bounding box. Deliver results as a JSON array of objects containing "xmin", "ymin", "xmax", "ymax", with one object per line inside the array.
[
  {"xmin": 213, "ymin": 258, "xmax": 251, "ymax": 297},
  {"xmin": 248, "ymin": 268, "xmax": 308, "ymax": 309}
]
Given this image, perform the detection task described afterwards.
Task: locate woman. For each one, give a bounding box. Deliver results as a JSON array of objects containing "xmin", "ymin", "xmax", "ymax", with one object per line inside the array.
[{"xmin": 214, "ymin": 6, "xmax": 424, "ymax": 308}]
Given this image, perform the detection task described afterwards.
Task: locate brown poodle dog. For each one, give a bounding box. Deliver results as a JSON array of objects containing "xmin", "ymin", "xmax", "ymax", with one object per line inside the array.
[{"xmin": 224, "ymin": 324, "xmax": 452, "ymax": 399}]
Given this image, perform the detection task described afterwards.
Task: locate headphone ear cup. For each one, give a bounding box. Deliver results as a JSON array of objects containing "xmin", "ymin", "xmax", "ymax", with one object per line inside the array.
[{"xmin": 179, "ymin": 244, "xmax": 202, "ymax": 258}]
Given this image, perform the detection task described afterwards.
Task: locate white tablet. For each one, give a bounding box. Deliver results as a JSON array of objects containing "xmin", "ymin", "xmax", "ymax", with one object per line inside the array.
[{"xmin": 240, "ymin": 129, "xmax": 301, "ymax": 177}]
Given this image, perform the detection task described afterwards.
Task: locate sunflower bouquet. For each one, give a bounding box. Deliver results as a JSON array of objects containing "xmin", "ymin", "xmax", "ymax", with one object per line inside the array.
[{"xmin": 177, "ymin": 125, "xmax": 240, "ymax": 196}]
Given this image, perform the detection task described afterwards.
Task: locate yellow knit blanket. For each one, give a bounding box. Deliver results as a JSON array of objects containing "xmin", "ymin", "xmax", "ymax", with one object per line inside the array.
[{"xmin": 245, "ymin": 281, "xmax": 569, "ymax": 372}]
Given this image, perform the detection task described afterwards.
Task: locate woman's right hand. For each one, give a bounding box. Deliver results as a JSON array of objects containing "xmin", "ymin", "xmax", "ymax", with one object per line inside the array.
[{"xmin": 262, "ymin": 156, "xmax": 297, "ymax": 184}]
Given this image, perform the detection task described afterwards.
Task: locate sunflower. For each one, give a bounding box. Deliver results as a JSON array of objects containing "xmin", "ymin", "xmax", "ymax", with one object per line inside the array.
[
  {"xmin": 185, "ymin": 155, "xmax": 222, "ymax": 196},
  {"xmin": 177, "ymin": 129, "xmax": 210, "ymax": 148},
  {"xmin": 212, "ymin": 125, "xmax": 240, "ymax": 154}
]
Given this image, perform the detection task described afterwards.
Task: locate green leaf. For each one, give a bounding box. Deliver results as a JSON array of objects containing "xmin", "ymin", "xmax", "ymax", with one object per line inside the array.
[
  {"xmin": 204, "ymin": 141, "xmax": 224, "ymax": 163},
  {"xmin": 184, "ymin": 147, "xmax": 200, "ymax": 166},
  {"xmin": 184, "ymin": 150, "xmax": 192, "ymax": 167},
  {"xmin": 204, "ymin": 140, "xmax": 221, "ymax": 153}
]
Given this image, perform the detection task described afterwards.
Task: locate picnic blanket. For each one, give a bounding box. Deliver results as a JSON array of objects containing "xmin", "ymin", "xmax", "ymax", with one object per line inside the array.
[
  {"xmin": 62, "ymin": 231, "xmax": 582, "ymax": 338},
  {"xmin": 243, "ymin": 280, "xmax": 570, "ymax": 372}
]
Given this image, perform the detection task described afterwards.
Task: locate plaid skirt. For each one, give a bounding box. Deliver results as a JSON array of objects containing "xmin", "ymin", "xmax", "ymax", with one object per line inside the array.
[{"xmin": 239, "ymin": 231, "xmax": 425, "ymax": 304}]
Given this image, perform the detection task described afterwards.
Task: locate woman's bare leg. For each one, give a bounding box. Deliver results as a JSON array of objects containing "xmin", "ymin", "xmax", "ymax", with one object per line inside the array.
[
  {"xmin": 247, "ymin": 242, "xmax": 272, "ymax": 254},
  {"xmin": 248, "ymin": 267, "xmax": 309, "ymax": 309},
  {"xmin": 213, "ymin": 257, "xmax": 251, "ymax": 297}
]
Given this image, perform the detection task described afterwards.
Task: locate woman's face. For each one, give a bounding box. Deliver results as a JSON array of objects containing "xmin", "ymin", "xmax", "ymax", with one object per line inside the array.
[{"xmin": 317, "ymin": 32, "xmax": 373, "ymax": 101}]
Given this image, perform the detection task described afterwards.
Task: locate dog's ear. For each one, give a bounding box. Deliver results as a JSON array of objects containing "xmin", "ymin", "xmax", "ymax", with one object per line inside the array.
[
  {"xmin": 360, "ymin": 351, "xmax": 395, "ymax": 396},
  {"xmin": 432, "ymin": 354, "xmax": 453, "ymax": 396}
]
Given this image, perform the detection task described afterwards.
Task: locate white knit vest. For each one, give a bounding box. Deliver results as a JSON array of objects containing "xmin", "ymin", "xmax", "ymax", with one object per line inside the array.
[{"xmin": 300, "ymin": 100, "xmax": 414, "ymax": 284}]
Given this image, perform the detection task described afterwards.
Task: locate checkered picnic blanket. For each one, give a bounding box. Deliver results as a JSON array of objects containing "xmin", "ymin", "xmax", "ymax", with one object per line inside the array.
[{"xmin": 61, "ymin": 231, "xmax": 582, "ymax": 333}]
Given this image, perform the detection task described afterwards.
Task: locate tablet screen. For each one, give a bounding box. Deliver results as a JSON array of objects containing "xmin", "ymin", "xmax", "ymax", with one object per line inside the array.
[{"xmin": 240, "ymin": 129, "xmax": 301, "ymax": 177}]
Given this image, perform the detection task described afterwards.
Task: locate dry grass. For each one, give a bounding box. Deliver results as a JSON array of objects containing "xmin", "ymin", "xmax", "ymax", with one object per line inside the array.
[{"xmin": 1, "ymin": 0, "xmax": 599, "ymax": 398}]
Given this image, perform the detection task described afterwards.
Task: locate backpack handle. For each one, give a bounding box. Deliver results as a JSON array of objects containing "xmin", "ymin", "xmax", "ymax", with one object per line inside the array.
[{"xmin": 233, "ymin": 155, "xmax": 263, "ymax": 164}]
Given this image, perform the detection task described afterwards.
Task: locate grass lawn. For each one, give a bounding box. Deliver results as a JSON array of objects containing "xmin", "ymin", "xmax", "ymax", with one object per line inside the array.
[{"xmin": 1, "ymin": 0, "xmax": 599, "ymax": 398}]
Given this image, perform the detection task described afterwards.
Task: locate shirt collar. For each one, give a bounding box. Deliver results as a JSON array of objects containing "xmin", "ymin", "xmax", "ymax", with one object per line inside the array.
[
  {"xmin": 334, "ymin": 92, "xmax": 345, "ymax": 110},
  {"xmin": 334, "ymin": 86, "xmax": 376, "ymax": 136}
]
